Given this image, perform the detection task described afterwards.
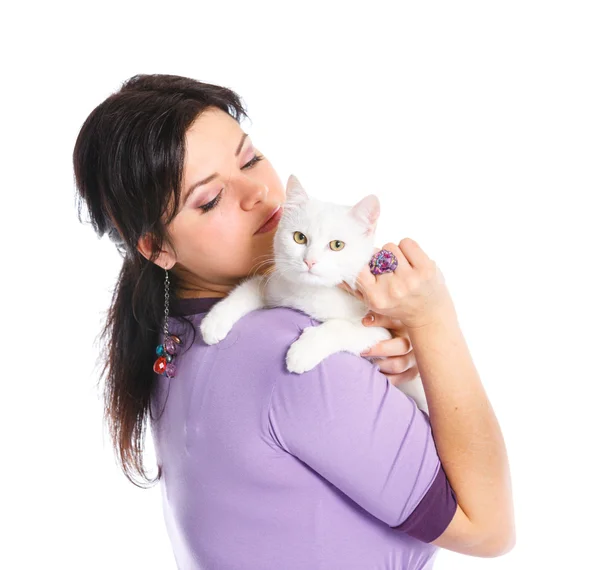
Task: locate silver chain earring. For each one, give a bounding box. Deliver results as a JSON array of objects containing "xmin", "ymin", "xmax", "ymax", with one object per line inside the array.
[{"xmin": 152, "ymin": 267, "xmax": 181, "ymax": 378}]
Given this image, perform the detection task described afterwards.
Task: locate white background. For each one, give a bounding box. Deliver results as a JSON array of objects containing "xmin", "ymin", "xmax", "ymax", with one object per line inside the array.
[{"xmin": 2, "ymin": 1, "xmax": 599, "ymax": 568}]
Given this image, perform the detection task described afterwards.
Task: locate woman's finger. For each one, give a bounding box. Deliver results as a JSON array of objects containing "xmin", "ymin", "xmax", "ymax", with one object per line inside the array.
[
  {"xmin": 374, "ymin": 239, "xmax": 429, "ymax": 273},
  {"xmin": 372, "ymin": 352, "xmax": 416, "ymax": 375},
  {"xmin": 339, "ymin": 239, "xmax": 433, "ymax": 305},
  {"xmin": 386, "ymin": 368, "xmax": 420, "ymax": 387},
  {"xmin": 378, "ymin": 241, "xmax": 412, "ymax": 271},
  {"xmin": 354, "ymin": 241, "xmax": 412, "ymax": 305},
  {"xmin": 361, "ymin": 335, "xmax": 412, "ymax": 357},
  {"xmin": 361, "ymin": 309, "xmax": 409, "ymax": 338},
  {"xmin": 397, "ymin": 237, "xmax": 433, "ymax": 270}
]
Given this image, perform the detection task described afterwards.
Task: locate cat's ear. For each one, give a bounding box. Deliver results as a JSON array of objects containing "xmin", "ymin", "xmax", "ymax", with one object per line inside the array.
[
  {"xmin": 285, "ymin": 174, "xmax": 309, "ymax": 205},
  {"xmin": 349, "ymin": 194, "xmax": 380, "ymax": 236}
]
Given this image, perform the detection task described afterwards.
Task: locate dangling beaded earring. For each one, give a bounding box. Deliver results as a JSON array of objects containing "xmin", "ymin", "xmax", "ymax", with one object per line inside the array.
[{"xmin": 153, "ymin": 267, "xmax": 181, "ymax": 378}]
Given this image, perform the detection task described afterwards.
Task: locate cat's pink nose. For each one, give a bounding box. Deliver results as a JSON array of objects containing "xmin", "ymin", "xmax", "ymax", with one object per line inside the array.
[{"xmin": 304, "ymin": 259, "xmax": 316, "ymax": 270}]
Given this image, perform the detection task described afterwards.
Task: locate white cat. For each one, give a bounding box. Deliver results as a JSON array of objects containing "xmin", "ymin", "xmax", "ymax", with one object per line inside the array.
[{"xmin": 200, "ymin": 174, "xmax": 428, "ymax": 413}]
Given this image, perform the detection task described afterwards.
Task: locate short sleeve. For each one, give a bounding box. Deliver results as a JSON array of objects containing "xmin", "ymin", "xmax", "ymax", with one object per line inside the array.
[{"xmin": 267, "ymin": 346, "xmax": 457, "ymax": 543}]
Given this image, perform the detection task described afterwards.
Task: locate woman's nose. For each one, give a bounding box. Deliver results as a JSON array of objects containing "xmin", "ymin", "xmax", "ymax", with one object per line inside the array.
[{"xmin": 239, "ymin": 176, "xmax": 269, "ymax": 210}]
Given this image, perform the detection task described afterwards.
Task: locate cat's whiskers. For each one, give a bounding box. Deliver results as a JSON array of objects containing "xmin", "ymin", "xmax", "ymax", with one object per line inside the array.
[
  {"xmin": 253, "ymin": 253, "xmax": 291, "ymax": 273},
  {"xmin": 250, "ymin": 258, "xmax": 276, "ymax": 278},
  {"xmin": 249, "ymin": 253, "xmax": 279, "ymax": 277},
  {"xmin": 250, "ymin": 253, "xmax": 274, "ymax": 266},
  {"xmin": 261, "ymin": 261, "xmax": 296, "ymax": 292}
]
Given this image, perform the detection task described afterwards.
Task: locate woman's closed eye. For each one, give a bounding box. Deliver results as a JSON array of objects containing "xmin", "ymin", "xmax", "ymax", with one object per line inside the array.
[{"xmin": 198, "ymin": 153, "xmax": 265, "ymax": 213}]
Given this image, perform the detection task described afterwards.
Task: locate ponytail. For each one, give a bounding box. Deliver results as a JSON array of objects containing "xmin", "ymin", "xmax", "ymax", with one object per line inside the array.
[{"xmin": 96, "ymin": 254, "xmax": 162, "ymax": 486}]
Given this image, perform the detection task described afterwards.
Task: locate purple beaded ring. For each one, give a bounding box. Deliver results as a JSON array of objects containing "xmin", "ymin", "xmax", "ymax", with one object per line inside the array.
[{"xmin": 369, "ymin": 249, "xmax": 399, "ymax": 275}]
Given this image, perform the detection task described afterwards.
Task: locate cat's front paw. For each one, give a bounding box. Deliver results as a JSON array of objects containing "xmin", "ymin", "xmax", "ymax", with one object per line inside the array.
[
  {"xmin": 200, "ymin": 308, "xmax": 234, "ymax": 345},
  {"xmin": 286, "ymin": 341, "xmax": 321, "ymax": 374},
  {"xmin": 285, "ymin": 328, "xmax": 325, "ymax": 374}
]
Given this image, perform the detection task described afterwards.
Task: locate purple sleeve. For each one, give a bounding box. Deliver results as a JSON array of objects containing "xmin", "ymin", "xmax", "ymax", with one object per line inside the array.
[
  {"xmin": 267, "ymin": 348, "xmax": 458, "ymax": 543},
  {"xmin": 391, "ymin": 409, "xmax": 458, "ymax": 542}
]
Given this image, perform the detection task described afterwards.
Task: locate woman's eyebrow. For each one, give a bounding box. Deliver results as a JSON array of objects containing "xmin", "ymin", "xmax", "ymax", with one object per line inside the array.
[{"xmin": 182, "ymin": 132, "xmax": 249, "ymax": 204}]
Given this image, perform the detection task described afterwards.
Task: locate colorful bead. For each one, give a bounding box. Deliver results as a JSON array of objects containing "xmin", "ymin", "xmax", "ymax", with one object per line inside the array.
[
  {"xmin": 164, "ymin": 337, "xmax": 177, "ymax": 355},
  {"xmin": 153, "ymin": 356, "xmax": 167, "ymax": 374},
  {"xmin": 369, "ymin": 249, "xmax": 399, "ymax": 275},
  {"xmin": 153, "ymin": 332, "xmax": 181, "ymax": 378}
]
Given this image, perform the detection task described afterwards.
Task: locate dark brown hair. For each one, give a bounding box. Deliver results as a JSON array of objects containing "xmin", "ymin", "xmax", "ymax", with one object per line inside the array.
[{"xmin": 73, "ymin": 74, "xmax": 249, "ymax": 487}]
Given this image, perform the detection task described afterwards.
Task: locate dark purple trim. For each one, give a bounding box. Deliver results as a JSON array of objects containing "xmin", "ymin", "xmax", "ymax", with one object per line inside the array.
[
  {"xmin": 391, "ymin": 409, "xmax": 458, "ymax": 543},
  {"xmin": 171, "ymin": 296, "xmax": 222, "ymax": 316}
]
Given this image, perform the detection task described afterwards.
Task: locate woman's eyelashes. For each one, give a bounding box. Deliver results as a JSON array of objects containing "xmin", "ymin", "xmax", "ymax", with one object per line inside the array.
[
  {"xmin": 198, "ymin": 153, "xmax": 265, "ymax": 213},
  {"xmin": 243, "ymin": 153, "xmax": 264, "ymax": 170},
  {"xmin": 199, "ymin": 188, "xmax": 223, "ymax": 212}
]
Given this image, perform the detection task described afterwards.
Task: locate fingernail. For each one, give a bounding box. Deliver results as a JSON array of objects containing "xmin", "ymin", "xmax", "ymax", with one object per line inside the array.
[{"xmin": 362, "ymin": 313, "xmax": 375, "ymax": 325}]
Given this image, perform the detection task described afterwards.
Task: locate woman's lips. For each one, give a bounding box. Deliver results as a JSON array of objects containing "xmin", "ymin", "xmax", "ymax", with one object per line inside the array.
[{"xmin": 254, "ymin": 206, "xmax": 283, "ymax": 235}]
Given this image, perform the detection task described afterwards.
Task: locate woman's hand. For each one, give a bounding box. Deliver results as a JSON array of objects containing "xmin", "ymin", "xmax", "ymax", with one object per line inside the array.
[
  {"xmin": 337, "ymin": 238, "xmax": 456, "ymax": 387},
  {"xmin": 357, "ymin": 310, "xmax": 421, "ymax": 388},
  {"xmin": 338, "ymin": 238, "xmax": 455, "ymax": 330}
]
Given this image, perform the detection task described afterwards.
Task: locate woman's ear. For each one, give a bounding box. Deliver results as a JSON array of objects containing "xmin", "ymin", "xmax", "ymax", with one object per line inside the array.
[{"xmin": 136, "ymin": 233, "xmax": 176, "ymax": 270}]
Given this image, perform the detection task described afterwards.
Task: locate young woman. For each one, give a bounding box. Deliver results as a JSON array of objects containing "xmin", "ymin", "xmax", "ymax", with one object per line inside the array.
[{"xmin": 73, "ymin": 74, "xmax": 514, "ymax": 569}]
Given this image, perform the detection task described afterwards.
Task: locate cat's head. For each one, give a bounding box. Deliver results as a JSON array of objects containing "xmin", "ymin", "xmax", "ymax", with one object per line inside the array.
[{"xmin": 273, "ymin": 174, "xmax": 379, "ymax": 287}]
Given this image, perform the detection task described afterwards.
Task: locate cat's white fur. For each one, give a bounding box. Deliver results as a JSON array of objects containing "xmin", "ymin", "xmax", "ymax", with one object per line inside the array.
[{"xmin": 200, "ymin": 174, "xmax": 428, "ymax": 413}]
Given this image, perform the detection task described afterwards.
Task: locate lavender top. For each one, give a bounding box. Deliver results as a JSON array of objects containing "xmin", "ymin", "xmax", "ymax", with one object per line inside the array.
[{"xmin": 150, "ymin": 297, "xmax": 458, "ymax": 570}]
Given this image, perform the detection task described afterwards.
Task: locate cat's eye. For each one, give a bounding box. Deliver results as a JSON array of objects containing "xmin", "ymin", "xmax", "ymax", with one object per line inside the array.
[
  {"xmin": 293, "ymin": 231, "xmax": 307, "ymax": 244},
  {"xmin": 329, "ymin": 240, "xmax": 345, "ymax": 251}
]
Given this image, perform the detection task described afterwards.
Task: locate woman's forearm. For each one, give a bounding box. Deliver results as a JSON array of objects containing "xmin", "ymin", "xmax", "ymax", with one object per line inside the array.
[{"xmin": 407, "ymin": 299, "xmax": 515, "ymax": 546}]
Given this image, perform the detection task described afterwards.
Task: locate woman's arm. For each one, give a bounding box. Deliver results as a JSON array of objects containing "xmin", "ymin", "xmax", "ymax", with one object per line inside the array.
[
  {"xmin": 406, "ymin": 299, "xmax": 515, "ymax": 555},
  {"xmin": 339, "ymin": 238, "xmax": 515, "ymax": 556},
  {"xmin": 356, "ymin": 301, "xmax": 515, "ymax": 556}
]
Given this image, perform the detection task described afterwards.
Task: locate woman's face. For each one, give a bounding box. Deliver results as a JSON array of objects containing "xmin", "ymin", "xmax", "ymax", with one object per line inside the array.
[{"xmin": 148, "ymin": 107, "xmax": 286, "ymax": 298}]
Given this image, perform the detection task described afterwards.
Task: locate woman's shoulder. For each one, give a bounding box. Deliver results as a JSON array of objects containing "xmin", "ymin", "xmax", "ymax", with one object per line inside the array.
[
  {"xmin": 196, "ymin": 306, "xmax": 321, "ymax": 383},
  {"xmin": 234, "ymin": 305, "xmax": 318, "ymax": 345},
  {"xmin": 173, "ymin": 306, "xmax": 318, "ymax": 355}
]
